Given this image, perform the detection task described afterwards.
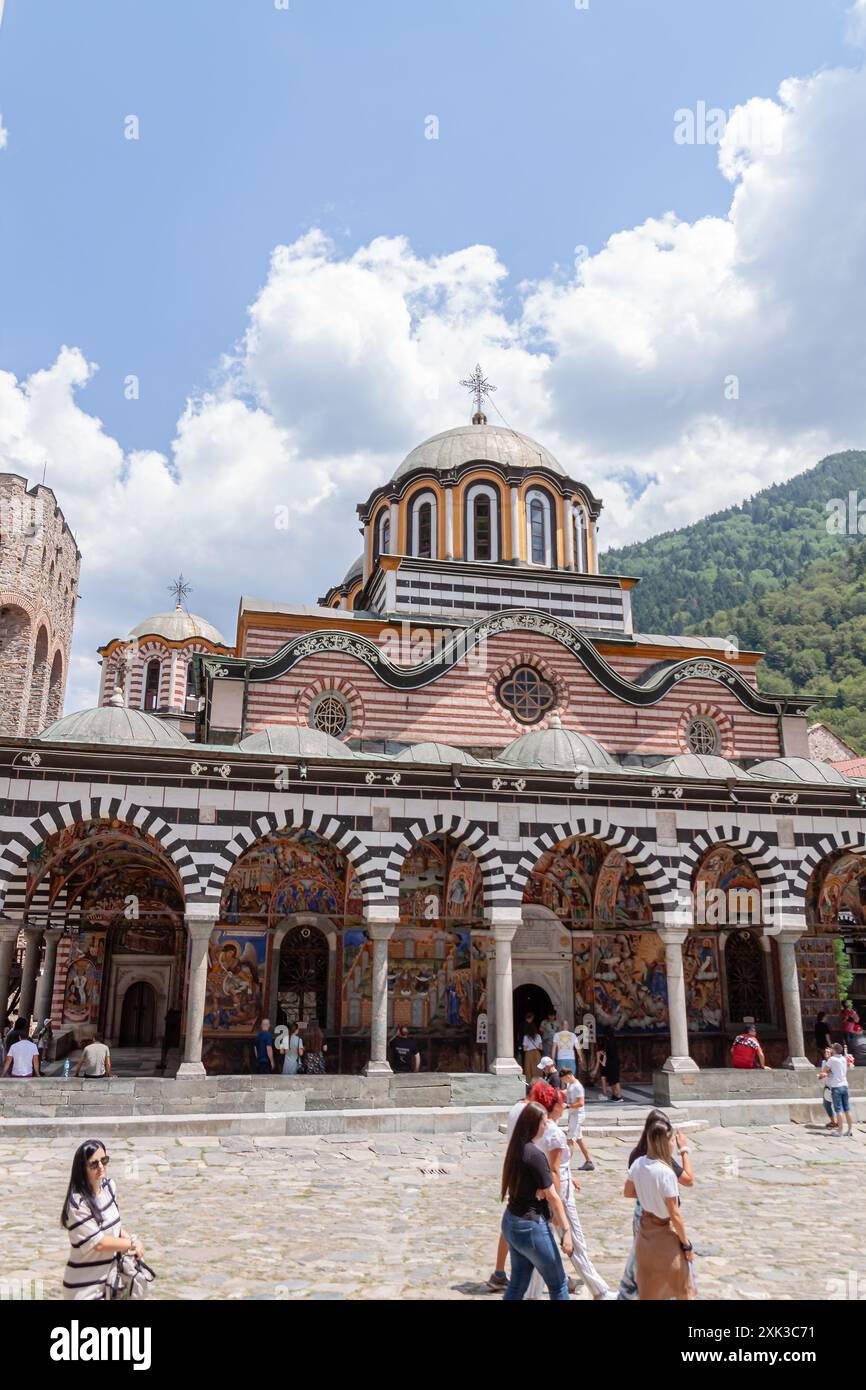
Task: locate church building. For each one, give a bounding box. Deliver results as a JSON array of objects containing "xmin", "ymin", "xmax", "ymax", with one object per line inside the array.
[{"xmin": 1, "ymin": 381, "xmax": 864, "ymax": 1080}]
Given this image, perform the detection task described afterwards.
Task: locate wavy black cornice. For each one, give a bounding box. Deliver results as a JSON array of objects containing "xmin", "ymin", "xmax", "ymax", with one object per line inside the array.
[{"xmin": 203, "ymin": 610, "xmax": 813, "ymax": 716}]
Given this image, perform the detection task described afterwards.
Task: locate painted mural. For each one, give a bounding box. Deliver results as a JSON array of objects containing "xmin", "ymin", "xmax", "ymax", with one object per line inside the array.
[
  {"xmin": 397, "ymin": 837, "xmax": 485, "ymax": 924},
  {"xmin": 62, "ymin": 932, "xmax": 105, "ymax": 1027},
  {"xmin": 220, "ymin": 829, "xmax": 361, "ymax": 926},
  {"xmin": 573, "ymin": 931, "xmax": 722, "ymax": 1036},
  {"xmin": 693, "ymin": 847, "xmax": 764, "ymax": 924},
  {"xmin": 72, "ymin": 863, "xmax": 182, "ymax": 955},
  {"xmin": 807, "ymin": 851, "xmax": 866, "ymax": 926},
  {"xmin": 524, "ymin": 841, "xmax": 651, "ymax": 926},
  {"xmin": 202, "ymin": 930, "xmax": 267, "ymax": 1034},
  {"xmin": 25, "ymin": 818, "xmax": 177, "ymax": 913},
  {"xmin": 683, "ymin": 935, "xmax": 723, "ymax": 1031},
  {"xmin": 341, "ymin": 925, "xmax": 490, "ymax": 1033}
]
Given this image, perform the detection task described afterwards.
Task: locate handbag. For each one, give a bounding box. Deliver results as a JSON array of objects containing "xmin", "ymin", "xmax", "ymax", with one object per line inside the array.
[{"xmin": 104, "ymin": 1251, "xmax": 156, "ymax": 1300}]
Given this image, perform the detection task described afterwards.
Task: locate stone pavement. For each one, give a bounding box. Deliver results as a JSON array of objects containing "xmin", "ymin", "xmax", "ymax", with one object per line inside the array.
[{"xmin": 1, "ymin": 1119, "xmax": 862, "ymax": 1300}]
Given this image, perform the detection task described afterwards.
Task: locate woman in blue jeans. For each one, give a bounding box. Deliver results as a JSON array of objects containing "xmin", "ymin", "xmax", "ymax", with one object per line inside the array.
[{"xmin": 500, "ymin": 1100, "xmax": 573, "ymax": 1300}]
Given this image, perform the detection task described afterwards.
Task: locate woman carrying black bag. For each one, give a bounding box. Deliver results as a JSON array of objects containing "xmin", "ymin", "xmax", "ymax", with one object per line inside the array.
[{"xmin": 61, "ymin": 1139, "xmax": 146, "ymax": 1300}]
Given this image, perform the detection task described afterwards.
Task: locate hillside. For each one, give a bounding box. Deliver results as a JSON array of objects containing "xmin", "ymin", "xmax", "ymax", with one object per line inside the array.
[{"xmin": 600, "ymin": 450, "xmax": 866, "ymax": 753}]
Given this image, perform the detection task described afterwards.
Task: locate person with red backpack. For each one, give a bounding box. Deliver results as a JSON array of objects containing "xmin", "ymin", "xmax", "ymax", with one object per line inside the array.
[{"xmin": 730, "ymin": 1023, "xmax": 770, "ymax": 1070}]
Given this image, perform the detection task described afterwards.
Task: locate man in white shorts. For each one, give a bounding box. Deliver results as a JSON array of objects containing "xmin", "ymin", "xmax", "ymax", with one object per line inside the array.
[{"xmin": 560, "ymin": 1066, "xmax": 594, "ymax": 1171}]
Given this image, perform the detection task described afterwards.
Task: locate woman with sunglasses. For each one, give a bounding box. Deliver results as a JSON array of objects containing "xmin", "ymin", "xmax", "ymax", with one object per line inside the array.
[{"xmin": 61, "ymin": 1139, "xmax": 144, "ymax": 1299}]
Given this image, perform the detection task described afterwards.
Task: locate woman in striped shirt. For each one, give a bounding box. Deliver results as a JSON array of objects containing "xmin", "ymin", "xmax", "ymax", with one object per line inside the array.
[{"xmin": 61, "ymin": 1139, "xmax": 144, "ymax": 1300}]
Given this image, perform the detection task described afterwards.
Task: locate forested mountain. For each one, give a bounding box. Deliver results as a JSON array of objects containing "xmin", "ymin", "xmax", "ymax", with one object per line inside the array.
[{"xmin": 600, "ymin": 450, "xmax": 866, "ymax": 752}]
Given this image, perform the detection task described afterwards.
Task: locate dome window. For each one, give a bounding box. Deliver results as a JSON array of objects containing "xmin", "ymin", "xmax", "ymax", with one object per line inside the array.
[
  {"xmin": 685, "ymin": 716, "xmax": 721, "ymax": 756},
  {"xmin": 373, "ymin": 511, "xmax": 390, "ymax": 563},
  {"xmin": 308, "ymin": 692, "xmax": 352, "ymax": 739},
  {"xmin": 142, "ymin": 658, "xmax": 162, "ymax": 712},
  {"xmin": 465, "ymin": 482, "xmax": 500, "ymax": 562},
  {"xmin": 572, "ymin": 505, "xmax": 588, "ymax": 572},
  {"xmin": 409, "ymin": 490, "xmax": 438, "ymax": 559},
  {"xmin": 525, "ymin": 488, "xmax": 554, "ymax": 566},
  {"xmin": 497, "ymin": 664, "xmax": 556, "ymax": 725}
]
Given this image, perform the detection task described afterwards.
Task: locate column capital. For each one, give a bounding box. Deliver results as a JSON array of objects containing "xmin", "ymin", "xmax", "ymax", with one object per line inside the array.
[
  {"xmin": 368, "ymin": 923, "xmax": 395, "ymax": 943},
  {"xmin": 0, "ymin": 918, "xmax": 22, "ymax": 945},
  {"xmin": 363, "ymin": 904, "xmax": 400, "ymax": 927},
  {"xmin": 184, "ymin": 911, "xmax": 218, "ymax": 939},
  {"xmin": 20, "ymin": 923, "xmax": 44, "ymax": 942},
  {"xmin": 657, "ymin": 925, "xmax": 689, "ymax": 947},
  {"xmin": 485, "ymin": 906, "xmax": 523, "ymax": 930},
  {"xmin": 763, "ymin": 917, "xmax": 807, "ymax": 942}
]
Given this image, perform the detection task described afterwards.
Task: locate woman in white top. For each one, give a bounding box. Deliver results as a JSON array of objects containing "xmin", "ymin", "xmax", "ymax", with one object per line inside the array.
[
  {"xmin": 61, "ymin": 1139, "xmax": 144, "ymax": 1299},
  {"xmin": 624, "ymin": 1117, "xmax": 694, "ymax": 1300}
]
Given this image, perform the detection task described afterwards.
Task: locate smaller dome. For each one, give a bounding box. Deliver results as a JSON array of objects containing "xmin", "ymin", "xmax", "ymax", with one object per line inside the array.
[
  {"xmin": 749, "ymin": 757, "xmax": 850, "ymax": 785},
  {"xmin": 651, "ymin": 754, "xmax": 750, "ymax": 780},
  {"xmin": 342, "ymin": 554, "xmax": 363, "ymax": 587},
  {"xmin": 396, "ymin": 742, "xmax": 480, "ymax": 765},
  {"xmin": 128, "ymin": 605, "xmax": 227, "ymax": 646},
  {"xmin": 500, "ymin": 715, "xmax": 616, "ymax": 771},
  {"xmin": 39, "ymin": 705, "xmax": 188, "ymax": 747},
  {"xmin": 239, "ymin": 725, "xmax": 353, "ymax": 758}
]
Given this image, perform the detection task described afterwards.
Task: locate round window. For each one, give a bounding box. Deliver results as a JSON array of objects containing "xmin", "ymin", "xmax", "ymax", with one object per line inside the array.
[
  {"xmin": 497, "ymin": 665, "xmax": 556, "ymax": 725},
  {"xmin": 309, "ymin": 693, "xmax": 351, "ymax": 739},
  {"xmin": 686, "ymin": 716, "xmax": 720, "ymax": 756}
]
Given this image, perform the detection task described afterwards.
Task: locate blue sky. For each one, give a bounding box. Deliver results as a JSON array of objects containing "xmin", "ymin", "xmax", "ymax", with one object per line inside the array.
[{"xmin": 1, "ymin": 0, "xmax": 865, "ymax": 708}]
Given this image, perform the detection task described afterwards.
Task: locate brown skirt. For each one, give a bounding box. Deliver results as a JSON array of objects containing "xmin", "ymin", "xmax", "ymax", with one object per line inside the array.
[
  {"xmin": 523, "ymin": 1049, "xmax": 540, "ymax": 1083},
  {"xmin": 635, "ymin": 1210, "xmax": 691, "ymax": 1301}
]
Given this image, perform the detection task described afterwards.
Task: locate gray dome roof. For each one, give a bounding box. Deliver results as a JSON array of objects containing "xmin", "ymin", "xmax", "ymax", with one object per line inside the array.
[
  {"xmin": 342, "ymin": 554, "xmax": 363, "ymax": 587},
  {"xmin": 39, "ymin": 705, "xmax": 188, "ymax": 748},
  {"xmin": 128, "ymin": 606, "xmax": 227, "ymax": 646},
  {"xmin": 396, "ymin": 742, "xmax": 480, "ymax": 765},
  {"xmin": 239, "ymin": 725, "xmax": 353, "ymax": 757},
  {"xmin": 749, "ymin": 757, "xmax": 850, "ymax": 785},
  {"xmin": 500, "ymin": 718, "xmax": 616, "ymax": 772},
  {"xmin": 394, "ymin": 423, "xmax": 565, "ymax": 480},
  {"xmin": 651, "ymin": 754, "xmax": 750, "ymax": 780}
]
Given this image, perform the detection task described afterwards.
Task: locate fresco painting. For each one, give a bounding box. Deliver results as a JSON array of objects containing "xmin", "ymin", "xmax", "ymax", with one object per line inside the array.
[
  {"xmin": 62, "ymin": 932, "xmax": 105, "ymax": 1026},
  {"xmin": 221, "ymin": 829, "xmax": 356, "ymax": 924},
  {"xmin": 341, "ymin": 925, "xmax": 490, "ymax": 1034},
  {"xmin": 524, "ymin": 840, "xmax": 651, "ymax": 926},
  {"xmin": 808, "ymin": 852, "xmax": 866, "ymax": 926},
  {"xmin": 202, "ymin": 930, "xmax": 267, "ymax": 1034}
]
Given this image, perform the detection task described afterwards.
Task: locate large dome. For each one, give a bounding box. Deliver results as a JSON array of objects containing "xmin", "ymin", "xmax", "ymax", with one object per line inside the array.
[
  {"xmin": 238, "ymin": 725, "xmax": 353, "ymax": 758},
  {"xmin": 128, "ymin": 605, "xmax": 227, "ymax": 646},
  {"xmin": 39, "ymin": 705, "xmax": 188, "ymax": 747},
  {"xmin": 499, "ymin": 716, "xmax": 616, "ymax": 772},
  {"xmin": 394, "ymin": 423, "xmax": 565, "ymax": 481}
]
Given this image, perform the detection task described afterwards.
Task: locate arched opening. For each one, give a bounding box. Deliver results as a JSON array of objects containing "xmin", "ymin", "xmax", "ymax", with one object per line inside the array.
[
  {"xmin": 525, "ymin": 488, "xmax": 554, "ymax": 567},
  {"xmin": 373, "ymin": 509, "xmax": 390, "ymax": 564},
  {"xmin": 142, "ymin": 658, "xmax": 161, "ymax": 711},
  {"xmin": 465, "ymin": 483, "xmax": 501, "ymax": 562},
  {"xmin": 0, "ymin": 604, "xmax": 31, "ymax": 736},
  {"xmin": 724, "ymin": 930, "xmax": 769, "ymax": 1027},
  {"xmin": 119, "ymin": 980, "xmax": 157, "ymax": 1046},
  {"xmin": 804, "ymin": 849, "xmax": 866, "ymax": 1054},
  {"xmin": 46, "ymin": 649, "xmax": 64, "ymax": 724},
  {"xmin": 27, "ymin": 625, "xmax": 49, "ymax": 734},
  {"xmin": 277, "ymin": 923, "xmax": 329, "ymax": 1028},
  {"xmin": 513, "ymin": 981, "xmax": 553, "ymax": 1056},
  {"xmin": 409, "ymin": 491, "xmax": 438, "ymax": 559}
]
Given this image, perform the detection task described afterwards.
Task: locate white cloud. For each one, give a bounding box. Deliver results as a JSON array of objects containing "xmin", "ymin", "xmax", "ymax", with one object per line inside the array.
[
  {"xmin": 6, "ymin": 51, "xmax": 866, "ymax": 714},
  {"xmin": 0, "ymin": 114, "xmax": 7, "ymax": 150},
  {"xmin": 848, "ymin": 0, "xmax": 866, "ymax": 47}
]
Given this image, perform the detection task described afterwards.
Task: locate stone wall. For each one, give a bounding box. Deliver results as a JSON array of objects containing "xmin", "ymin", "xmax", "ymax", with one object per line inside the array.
[{"xmin": 0, "ymin": 474, "xmax": 80, "ymax": 735}]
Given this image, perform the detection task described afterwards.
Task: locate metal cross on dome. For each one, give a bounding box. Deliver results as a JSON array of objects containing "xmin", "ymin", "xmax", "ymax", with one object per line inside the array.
[
  {"xmin": 460, "ymin": 363, "xmax": 497, "ymax": 417},
  {"xmin": 168, "ymin": 574, "xmax": 193, "ymax": 607}
]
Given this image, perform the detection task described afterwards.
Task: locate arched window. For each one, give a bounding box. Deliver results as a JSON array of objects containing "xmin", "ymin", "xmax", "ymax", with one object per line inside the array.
[
  {"xmin": 143, "ymin": 658, "xmax": 161, "ymax": 712},
  {"xmin": 525, "ymin": 489, "xmax": 553, "ymax": 566},
  {"xmin": 465, "ymin": 483, "xmax": 500, "ymax": 562},
  {"xmin": 185, "ymin": 660, "xmax": 197, "ymax": 709},
  {"xmin": 572, "ymin": 505, "xmax": 588, "ymax": 572},
  {"xmin": 409, "ymin": 491, "xmax": 438, "ymax": 559},
  {"xmin": 373, "ymin": 510, "xmax": 390, "ymax": 563}
]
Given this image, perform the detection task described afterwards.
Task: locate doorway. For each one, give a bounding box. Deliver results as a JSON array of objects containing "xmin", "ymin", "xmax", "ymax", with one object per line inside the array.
[
  {"xmin": 119, "ymin": 981, "xmax": 157, "ymax": 1046},
  {"xmin": 277, "ymin": 924, "xmax": 329, "ymax": 1027},
  {"xmin": 513, "ymin": 982, "xmax": 554, "ymax": 1055}
]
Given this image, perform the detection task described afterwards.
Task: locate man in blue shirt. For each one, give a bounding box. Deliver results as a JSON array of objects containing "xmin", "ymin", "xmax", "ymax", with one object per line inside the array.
[{"xmin": 254, "ymin": 1017, "xmax": 275, "ymax": 1074}]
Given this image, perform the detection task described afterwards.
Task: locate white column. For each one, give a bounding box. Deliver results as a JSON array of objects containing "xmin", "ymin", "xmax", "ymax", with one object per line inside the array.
[
  {"xmin": 487, "ymin": 907, "xmax": 523, "ymax": 1077},
  {"xmin": 169, "ymin": 651, "xmax": 179, "ymax": 711},
  {"xmin": 0, "ymin": 920, "xmax": 21, "ymax": 1026},
  {"xmin": 564, "ymin": 498, "xmax": 575, "ymax": 570},
  {"xmin": 510, "ymin": 486, "xmax": 520, "ymax": 561},
  {"xmin": 657, "ymin": 924, "xmax": 699, "ymax": 1073},
  {"xmin": 445, "ymin": 486, "xmax": 455, "ymax": 560},
  {"xmin": 18, "ymin": 926, "xmax": 44, "ymax": 1022},
  {"xmin": 389, "ymin": 501, "xmax": 399, "ymax": 554},
  {"xmin": 363, "ymin": 906, "xmax": 398, "ymax": 1076},
  {"xmin": 33, "ymin": 927, "xmax": 63, "ymax": 1024},
  {"xmin": 774, "ymin": 927, "xmax": 812, "ymax": 1070},
  {"xmin": 177, "ymin": 912, "xmax": 217, "ymax": 1076}
]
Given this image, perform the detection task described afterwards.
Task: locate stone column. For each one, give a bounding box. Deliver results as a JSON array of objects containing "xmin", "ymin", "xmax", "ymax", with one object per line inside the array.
[
  {"xmin": 177, "ymin": 913, "xmax": 218, "ymax": 1076},
  {"xmin": 363, "ymin": 907, "xmax": 398, "ymax": 1075},
  {"xmin": 657, "ymin": 924, "xmax": 699, "ymax": 1073},
  {"xmin": 510, "ymin": 486, "xmax": 520, "ymax": 560},
  {"xmin": 0, "ymin": 919, "xmax": 21, "ymax": 1025},
  {"xmin": 774, "ymin": 927, "xmax": 812, "ymax": 1070},
  {"xmin": 18, "ymin": 926, "xmax": 44, "ymax": 1022},
  {"xmin": 32, "ymin": 927, "xmax": 63, "ymax": 1025},
  {"xmin": 488, "ymin": 908, "xmax": 523, "ymax": 1077}
]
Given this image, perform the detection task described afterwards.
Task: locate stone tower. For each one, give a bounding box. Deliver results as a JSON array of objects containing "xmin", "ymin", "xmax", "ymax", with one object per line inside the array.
[{"xmin": 0, "ymin": 474, "xmax": 81, "ymax": 736}]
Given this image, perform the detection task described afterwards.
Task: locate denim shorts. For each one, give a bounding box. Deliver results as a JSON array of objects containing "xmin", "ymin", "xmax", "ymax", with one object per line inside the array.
[{"xmin": 831, "ymin": 1085, "xmax": 851, "ymax": 1114}]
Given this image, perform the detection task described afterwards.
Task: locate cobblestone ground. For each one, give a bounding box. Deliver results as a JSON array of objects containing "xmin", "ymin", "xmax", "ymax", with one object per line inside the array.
[{"xmin": 1, "ymin": 1121, "xmax": 862, "ymax": 1300}]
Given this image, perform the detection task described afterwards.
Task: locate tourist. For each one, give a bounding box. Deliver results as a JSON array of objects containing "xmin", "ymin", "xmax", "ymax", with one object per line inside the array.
[
  {"xmin": 74, "ymin": 1034, "xmax": 111, "ymax": 1079},
  {"xmin": 280, "ymin": 1021, "xmax": 304, "ymax": 1075},
  {"xmin": 537, "ymin": 1054, "xmax": 560, "ymax": 1088},
  {"xmin": 730, "ymin": 1022, "xmax": 770, "ymax": 1070},
  {"xmin": 814, "ymin": 1010, "xmax": 832, "ymax": 1056},
  {"xmin": 36, "ymin": 1018, "xmax": 53, "ymax": 1069},
  {"xmin": 552, "ymin": 1019, "xmax": 582, "ymax": 1078},
  {"xmin": 389, "ymin": 1023, "xmax": 420, "ymax": 1073},
  {"xmin": 61, "ymin": 1139, "xmax": 144, "ymax": 1300},
  {"xmin": 300, "ymin": 1017, "xmax": 328, "ymax": 1073},
  {"xmin": 253, "ymin": 1017, "xmax": 275, "ymax": 1074},
  {"xmin": 540, "ymin": 1010, "xmax": 557, "ymax": 1057},
  {"xmin": 820, "ymin": 1042, "xmax": 854, "ymax": 1137},
  {"xmin": 500, "ymin": 1100, "xmax": 572, "ymax": 1300},
  {"xmin": 560, "ymin": 1066, "xmax": 594, "ymax": 1171},
  {"xmin": 624, "ymin": 1116, "xmax": 694, "ymax": 1300},
  {"xmin": 595, "ymin": 1029, "xmax": 623, "ymax": 1101},
  {"xmin": 841, "ymin": 1000, "xmax": 861, "ymax": 1038},
  {"xmin": 2, "ymin": 1015, "xmax": 28, "ymax": 1067},
  {"xmin": 2, "ymin": 1024, "xmax": 40, "ymax": 1078},
  {"xmin": 618, "ymin": 1109, "xmax": 693, "ymax": 1300},
  {"xmin": 159, "ymin": 1006, "xmax": 181, "ymax": 1072},
  {"xmin": 487, "ymin": 1088, "xmax": 530, "ymax": 1291},
  {"xmin": 818, "ymin": 1048, "xmax": 837, "ymax": 1128},
  {"xmin": 521, "ymin": 1019, "xmax": 543, "ymax": 1084},
  {"xmin": 526, "ymin": 1082, "xmax": 610, "ymax": 1299}
]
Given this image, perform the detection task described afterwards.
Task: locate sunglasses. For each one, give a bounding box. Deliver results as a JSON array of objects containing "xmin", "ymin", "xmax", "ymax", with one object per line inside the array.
[{"xmin": 86, "ymin": 1155, "xmax": 110, "ymax": 1171}]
